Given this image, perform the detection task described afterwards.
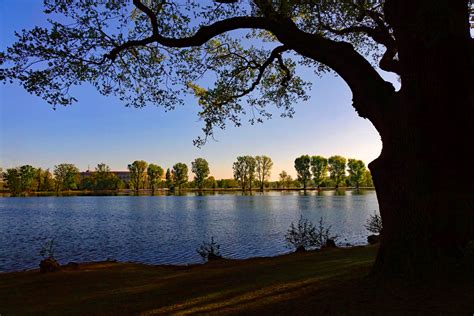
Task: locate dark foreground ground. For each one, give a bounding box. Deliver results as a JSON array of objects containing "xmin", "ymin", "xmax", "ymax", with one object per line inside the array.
[{"xmin": 1, "ymin": 245, "xmax": 473, "ymax": 315}]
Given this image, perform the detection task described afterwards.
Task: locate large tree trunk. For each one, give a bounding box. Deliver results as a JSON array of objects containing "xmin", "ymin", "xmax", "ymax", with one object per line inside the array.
[{"xmin": 370, "ymin": 0, "xmax": 474, "ymax": 277}]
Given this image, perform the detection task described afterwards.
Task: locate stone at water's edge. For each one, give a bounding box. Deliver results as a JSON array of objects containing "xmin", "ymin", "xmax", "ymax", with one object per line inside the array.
[
  {"xmin": 367, "ymin": 234, "xmax": 380, "ymax": 245},
  {"xmin": 39, "ymin": 257, "xmax": 60, "ymax": 273},
  {"xmin": 208, "ymin": 253, "xmax": 223, "ymax": 261}
]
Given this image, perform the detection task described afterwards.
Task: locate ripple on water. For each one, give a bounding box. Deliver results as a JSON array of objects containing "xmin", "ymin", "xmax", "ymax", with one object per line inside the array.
[{"xmin": 0, "ymin": 191, "xmax": 379, "ymax": 272}]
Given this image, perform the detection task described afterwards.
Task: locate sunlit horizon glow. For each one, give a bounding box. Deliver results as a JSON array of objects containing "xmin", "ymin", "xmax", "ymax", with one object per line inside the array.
[{"xmin": 0, "ymin": 1, "xmax": 390, "ymax": 181}]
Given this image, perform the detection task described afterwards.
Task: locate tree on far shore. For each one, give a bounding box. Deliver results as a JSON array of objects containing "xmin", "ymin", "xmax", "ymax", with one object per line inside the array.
[
  {"xmin": 165, "ymin": 168, "xmax": 173, "ymax": 190},
  {"xmin": 255, "ymin": 155, "xmax": 273, "ymax": 191},
  {"xmin": 147, "ymin": 163, "xmax": 164, "ymax": 195},
  {"xmin": 233, "ymin": 156, "xmax": 256, "ymax": 191},
  {"xmin": 328, "ymin": 156, "xmax": 346, "ymax": 188},
  {"xmin": 39, "ymin": 169, "xmax": 54, "ymax": 192},
  {"xmin": 128, "ymin": 160, "xmax": 148, "ymax": 194},
  {"xmin": 311, "ymin": 156, "xmax": 328, "ymax": 188},
  {"xmin": 19, "ymin": 165, "xmax": 37, "ymax": 193},
  {"xmin": 53, "ymin": 163, "xmax": 79, "ymax": 192},
  {"xmin": 205, "ymin": 176, "xmax": 217, "ymax": 189},
  {"xmin": 294, "ymin": 155, "xmax": 311, "ymax": 190},
  {"xmin": 347, "ymin": 159, "xmax": 367, "ymax": 189},
  {"xmin": 363, "ymin": 170, "xmax": 374, "ymax": 188},
  {"xmin": 279, "ymin": 170, "xmax": 293, "ymax": 189},
  {"xmin": 96, "ymin": 163, "xmax": 122, "ymax": 191},
  {"xmin": 5, "ymin": 168, "xmax": 21, "ymax": 195},
  {"xmin": 191, "ymin": 158, "xmax": 210, "ymax": 190},
  {"xmin": 172, "ymin": 163, "xmax": 188, "ymax": 191}
]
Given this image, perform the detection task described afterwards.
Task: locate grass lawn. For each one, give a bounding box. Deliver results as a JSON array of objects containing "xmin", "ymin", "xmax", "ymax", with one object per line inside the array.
[{"xmin": 1, "ymin": 245, "xmax": 473, "ymax": 315}]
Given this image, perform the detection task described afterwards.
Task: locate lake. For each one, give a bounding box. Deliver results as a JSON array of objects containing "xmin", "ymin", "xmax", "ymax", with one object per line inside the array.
[{"xmin": 0, "ymin": 190, "xmax": 379, "ymax": 272}]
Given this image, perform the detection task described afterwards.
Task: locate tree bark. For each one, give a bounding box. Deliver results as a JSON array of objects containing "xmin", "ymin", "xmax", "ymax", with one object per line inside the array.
[{"xmin": 370, "ymin": 0, "xmax": 474, "ymax": 277}]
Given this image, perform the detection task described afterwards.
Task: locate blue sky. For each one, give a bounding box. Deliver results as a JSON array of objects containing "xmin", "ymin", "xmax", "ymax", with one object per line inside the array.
[{"xmin": 0, "ymin": 1, "xmax": 394, "ymax": 180}]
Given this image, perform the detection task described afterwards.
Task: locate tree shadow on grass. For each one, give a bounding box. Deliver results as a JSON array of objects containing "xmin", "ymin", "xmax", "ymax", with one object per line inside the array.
[{"xmin": 141, "ymin": 257, "xmax": 474, "ymax": 315}]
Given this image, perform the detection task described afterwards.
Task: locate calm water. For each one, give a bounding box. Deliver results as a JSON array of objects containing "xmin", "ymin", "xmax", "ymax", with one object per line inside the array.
[{"xmin": 0, "ymin": 190, "xmax": 378, "ymax": 272}]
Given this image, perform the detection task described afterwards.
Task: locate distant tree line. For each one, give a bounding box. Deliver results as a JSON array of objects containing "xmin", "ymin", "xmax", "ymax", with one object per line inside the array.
[
  {"xmin": 1, "ymin": 164, "xmax": 78, "ymax": 195},
  {"xmin": 0, "ymin": 155, "xmax": 373, "ymax": 195},
  {"xmin": 232, "ymin": 155, "xmax": 273, "ymax": 191},
  {"xmin": 0, "ymin": 158, "xmax": 217, "ymax": 195},
  {"xmin": 291, "ymin": 155, "xmax": 373, "ymax": 190},
  {"xmin": 231, "ymin": 154, "xmax": 372, "ymax": 191},
  {"xmin": 81, "ymin": 163, "xmax": 123, "ymax": 192}
]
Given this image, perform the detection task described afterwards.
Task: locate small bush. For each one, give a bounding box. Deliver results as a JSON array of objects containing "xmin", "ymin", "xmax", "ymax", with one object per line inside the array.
[
  {"xmin": 364, "ymin": 211, "xmax": 383, "ymax": 234},
  {"xmin": 196, "ymin": 237, "xmax": 222, "ymax": 261},
  {"xmin": 314, "ymin": 217, "xmax": 339, "ymax": 249},
  {"xmin": 285, "ymin": 216, "xmax": 338, "ymax": 251},
  {"xmin": 285, "ymin": 216, "xmax": 316, "ymax": 251},
  {"xmin": 39, "ymin": 238, "xmax": 60, "ymax": 273},
  {"xmin": 39, "ymin": 238, "xmax": 56, "ymax": 259}
]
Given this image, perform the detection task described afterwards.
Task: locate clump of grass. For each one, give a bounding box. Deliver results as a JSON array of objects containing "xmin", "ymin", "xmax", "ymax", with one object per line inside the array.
[
  {"xmin": 39, "ymin": 238, "xmax": 56, "ymax": 259},
  {"xmin": 196, "ymin": 237, "xmax": 222, "ymax": 261}
]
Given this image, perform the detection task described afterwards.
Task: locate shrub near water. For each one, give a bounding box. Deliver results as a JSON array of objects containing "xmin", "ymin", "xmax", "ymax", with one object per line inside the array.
[
  {"xmin": 196, "ymin": 237, "xmax": 223, "ymax": 262},
  {"xmin": 285, "ymin": 216, "xmax": 338, "ymax": 252},
  {"xmin": 364, "ymin": 211, "xmax": 383, "ymax": 234},
  {"xmin": 39, "ymin": 238, "xmax": 56, "ymax": 259},
  {"xmin": 365, "ymin": 211, "xmax": 383, "ymax": 244},
  {"xmin": 39, "ymin": 238, "xmax": 60, "ymax": 273}
]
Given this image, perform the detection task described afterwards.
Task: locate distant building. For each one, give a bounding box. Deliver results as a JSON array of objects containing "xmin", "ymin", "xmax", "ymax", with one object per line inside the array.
[
  {"xmin": 112, "ymin": 171, "xmax": 131, "ymax": 183},
  {"xmin": 80, "ymin": 170, "xmax": 131, "ymax": 184}
]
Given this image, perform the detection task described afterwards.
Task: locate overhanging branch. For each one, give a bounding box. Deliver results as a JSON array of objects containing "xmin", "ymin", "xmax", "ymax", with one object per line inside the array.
[
  {"xmin": 105, "ymin": 1, "xmax": 395, "ymax": 130},
  {"xmin": 232, "ymin": 45, "xmax": 290, "ymax": 99},
  {"xmin": 105, "ymin": 0, "xmax": 271, "ymax": 61},
  {"xmin": 319, "ymin": 2, "xmax": 401, "ymax": 76},
  {"xmin": 272, "ymin": 18, "xmax": 396, "ymax": 130}
]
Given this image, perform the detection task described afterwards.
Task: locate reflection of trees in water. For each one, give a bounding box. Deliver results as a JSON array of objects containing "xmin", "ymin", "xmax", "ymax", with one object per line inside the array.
[{"xmin": 334, "ymin": 189, "xmax": 347, "ymax": 196}]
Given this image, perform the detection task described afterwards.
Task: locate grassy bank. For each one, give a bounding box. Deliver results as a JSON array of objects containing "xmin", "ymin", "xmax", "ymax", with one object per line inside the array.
[{"xmin": 1, "ymin": 245, "xmax": 473, "ymax": 315}]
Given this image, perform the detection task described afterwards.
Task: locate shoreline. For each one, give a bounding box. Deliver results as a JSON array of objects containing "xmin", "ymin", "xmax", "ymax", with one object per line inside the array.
[
  {"xmin": 0, "ymin": 187, "xmax": 376, "ymax": 197},
  {"xmin": 0, "ymin": 242, "xmax": 363, "ymax": 274}
]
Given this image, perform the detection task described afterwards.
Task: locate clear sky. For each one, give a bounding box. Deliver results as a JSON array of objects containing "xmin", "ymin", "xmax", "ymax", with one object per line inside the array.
[{"xmin": 0, "ymin": 1, "xmax": 394, "ymax": 180}]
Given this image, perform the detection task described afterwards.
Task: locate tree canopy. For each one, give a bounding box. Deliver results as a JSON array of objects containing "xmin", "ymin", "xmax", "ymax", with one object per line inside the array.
[
  {"xmin": 347, "ymin": 159, "xmax": 367, "ymax": 189},
  {"xmin": 328, "ymin": 155, "xmax": 346, "ymax": 187},
  {"xmin": 310, "ymin": 156, "xmax": 328, "ymax": 187},
  {"xmin": 0, "ymin": 0, "xmax": 404, "ymax": 146},
  {"xmin": 172, "ymin": 162, "xmax": 189, "ymax": 190},
  {"xmin": 128, "ymin": 160, "xmax": 148, "ymax": 193},
  {"xmin": 233, "ymin": 155, "xmax": 257, "ymax": 191},
  {"xmin": 147, "ymin": 163, "xmax": 164, "ymax": 194},
  {"xmin": 191, "ymin": 158, "xmax": 210, "ymax": 190},
  {"xmin": 294, "ymin": 155, "xmax": 311, "ymax": 190},
  {"xmin": 255, "ymin": 155, "xmax": 273, "ymax": 190},
  {"xmin": 53, "ymin": 163, "xmax": 79, "ymax": 191}
]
